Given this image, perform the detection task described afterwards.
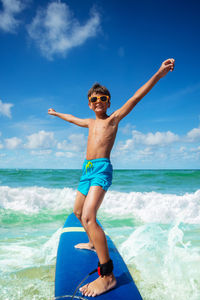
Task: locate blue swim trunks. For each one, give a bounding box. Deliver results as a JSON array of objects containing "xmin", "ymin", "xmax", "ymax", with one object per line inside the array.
[{"xmin": 78, "ymin": 158, "xmax": 113, "ymax": 196}]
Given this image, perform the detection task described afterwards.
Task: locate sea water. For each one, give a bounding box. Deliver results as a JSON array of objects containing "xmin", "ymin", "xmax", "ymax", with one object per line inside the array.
[{"xmin": 0, "ymin": 169, "xmax": 200, "ymax": 300}]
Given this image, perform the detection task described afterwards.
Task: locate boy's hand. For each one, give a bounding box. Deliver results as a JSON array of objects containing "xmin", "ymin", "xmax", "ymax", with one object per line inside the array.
[
  {"xmin": 48, "ymin": 108, "xmax": 57, "ymax": 116},
  {"xmin": 157, "ymin": 58, "xmax": 175, "ymax": 78}
]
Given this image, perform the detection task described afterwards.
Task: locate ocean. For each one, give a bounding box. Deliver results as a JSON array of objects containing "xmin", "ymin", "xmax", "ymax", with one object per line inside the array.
[{"xmin": 0, "ymin": 169, "xmax": 200, "ymax": 300}]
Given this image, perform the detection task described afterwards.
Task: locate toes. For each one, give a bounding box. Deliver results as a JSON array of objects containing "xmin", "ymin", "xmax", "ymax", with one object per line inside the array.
[
  {"xmin": 87, "ymin": 289, "xmax": 94, "ymax": 297},
  {"xmin": 84, "ymin": 285, "xmax": 92, "ymax": 297},
  {"xmin": 79, "ymin": 283, "xmax": 89, "ymax": 292},
  {"xmin": 80, "ymin": 283, "xmax": 90, "ymax": 295},
  {"xmin": 84, "ymin": 288, "xmax": 90, "ymax": 296},
  {"xmin": 84, "ymin": 290, "xmax": 89, "ymax": 296},
  {"xmin": 87, "ymin": 289, "xmax": 97, "ymax": 297}
]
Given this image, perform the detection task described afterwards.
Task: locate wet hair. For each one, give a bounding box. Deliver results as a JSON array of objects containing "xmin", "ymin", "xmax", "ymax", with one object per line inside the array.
[{"xmin": 87, "ymin": 83, "xmax": 111, "ymax": 100}]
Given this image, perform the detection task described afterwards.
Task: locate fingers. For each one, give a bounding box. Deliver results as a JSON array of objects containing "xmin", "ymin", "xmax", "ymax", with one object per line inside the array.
[
  {"xmin": 48, "ymin": 108, "xmax": 55, "ymax": 113},
  {"xmin": 164, "ymin": 58, "xmax": 175, "ymax": 65},
  {"xmin": 163, "ymin": 58, "xmax": 175, "ymax": 72},
  {"xmin": 170, "ymin": 59, "xmax": 175, "ymax": 71},
  {"xmin": 48, "ymin": 108, "xmax": 56, "ymax": 115},
  {"xmin": 170, "ymin": 63, "xmax": 175, "ymax": 71}
]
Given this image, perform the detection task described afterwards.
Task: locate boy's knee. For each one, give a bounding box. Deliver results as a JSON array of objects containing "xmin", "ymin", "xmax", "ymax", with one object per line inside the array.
[
  {"xmin": 73, "ymin": 209, "xmax": 82, "ymax": 220},
  {"xmin": 81, "ymin": 214, "xmax": 95, "ymax": 227}
]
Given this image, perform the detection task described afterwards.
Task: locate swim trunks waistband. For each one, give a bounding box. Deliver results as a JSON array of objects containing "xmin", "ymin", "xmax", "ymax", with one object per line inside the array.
[{"xmin": 84, "ymin": 158, "xmax": 111, "ymax": 164}]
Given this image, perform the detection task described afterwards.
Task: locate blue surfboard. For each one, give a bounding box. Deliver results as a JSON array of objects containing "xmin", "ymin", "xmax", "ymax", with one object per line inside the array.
[{"xmin": 55, "ymin": 213, "xmax": 142, "ymax": 299}]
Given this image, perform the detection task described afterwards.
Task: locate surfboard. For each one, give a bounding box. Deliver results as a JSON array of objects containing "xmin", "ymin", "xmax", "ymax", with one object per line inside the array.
[{"xmin": 55, "ymin": 213, "xmax": 143, "ymax": 299}]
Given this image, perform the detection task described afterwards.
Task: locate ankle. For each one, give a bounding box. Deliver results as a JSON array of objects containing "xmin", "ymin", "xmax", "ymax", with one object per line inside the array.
[{"xmin": 102, "ymin": 272, "xmax": 115, "ymax": 280}]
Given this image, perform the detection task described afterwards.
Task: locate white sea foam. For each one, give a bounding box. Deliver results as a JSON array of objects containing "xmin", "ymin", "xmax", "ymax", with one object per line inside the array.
[
  {"xmin": 120, "ymin": 223, "xmax": 200, "ymax": 300},
  {"xmin": 102, "ymin": 190, "xmax": 200, "ymax": 224},
  {"xmin": 0, "ymin": 186, "xmax": 200, "ymax": 224},
  {"xmin": 0, "ymin": 186, "xmax": 76, "ymax": 213},
  {"xmin": 0, "ymin": 227, "xmax": 62, "ymax": 273}
]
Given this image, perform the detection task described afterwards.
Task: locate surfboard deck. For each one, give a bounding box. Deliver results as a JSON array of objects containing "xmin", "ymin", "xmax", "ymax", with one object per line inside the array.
[{"xmin": 55, "ymin": 213, "xmax": 142, "ymax": 299}]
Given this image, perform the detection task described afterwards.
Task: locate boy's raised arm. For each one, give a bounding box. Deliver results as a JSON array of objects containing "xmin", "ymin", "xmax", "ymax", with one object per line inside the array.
[
  {"xmin": 113, "ymin": 58, "xmax": 175, "ymax": 122},
  {"xmin": 48, "ymin": 109, "xmax": 90, "ymax": 128}
]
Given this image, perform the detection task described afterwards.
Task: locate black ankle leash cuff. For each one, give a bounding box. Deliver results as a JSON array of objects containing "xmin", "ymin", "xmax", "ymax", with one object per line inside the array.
[
  {"xmin": 97, "ymin": 259, "xmax": 113, "ymax": 276},
  {"xmin": 69, "ymin": 259, "xmax": 114, "ymax": 299}
]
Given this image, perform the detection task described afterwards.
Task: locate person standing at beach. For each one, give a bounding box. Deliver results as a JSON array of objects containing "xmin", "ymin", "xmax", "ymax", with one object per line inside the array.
[{"xmin": 48, "ymin": 58, "xmax": 175, "ymax": 297}]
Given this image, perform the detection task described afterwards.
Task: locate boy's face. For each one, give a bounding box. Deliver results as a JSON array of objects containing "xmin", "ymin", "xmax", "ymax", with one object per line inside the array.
[{"xmin": 88, "ymin": 93, "xmax": 110, "ymax": 114}]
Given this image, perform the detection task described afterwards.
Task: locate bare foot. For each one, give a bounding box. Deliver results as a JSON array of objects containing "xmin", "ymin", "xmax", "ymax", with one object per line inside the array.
[
  {"xmin": 74, "ymin": 242, "xmax": 96, "ymax": 252},
  {"xmin": 79, "ymin": 273, "xmax": 117, "ymax": 297}
]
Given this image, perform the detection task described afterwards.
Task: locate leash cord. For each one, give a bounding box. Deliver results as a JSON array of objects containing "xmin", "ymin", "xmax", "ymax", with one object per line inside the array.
[
  {"xmin": 54, "ymin": 268, "xmax": 97, "ymax": 300},
  {"xmin": 72, "ymin": 268, "xmax": 97, "ymax": 299}
]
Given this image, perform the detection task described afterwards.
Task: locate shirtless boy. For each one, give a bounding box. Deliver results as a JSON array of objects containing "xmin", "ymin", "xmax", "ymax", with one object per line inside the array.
[{"xmin": 48, "ymin": 58, "xmax": 175, "ymax": 297}]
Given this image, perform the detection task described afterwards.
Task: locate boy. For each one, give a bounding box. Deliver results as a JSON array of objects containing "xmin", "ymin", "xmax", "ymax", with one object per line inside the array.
[{"xmin": 48, "ymin": 58, "xmax": 175, "ymax": 297}]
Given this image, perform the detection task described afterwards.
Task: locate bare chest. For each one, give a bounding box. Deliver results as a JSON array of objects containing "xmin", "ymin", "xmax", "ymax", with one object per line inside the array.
[{"xmin": 88, "ymin": 119, "xmax": 118, "ymax": 144}]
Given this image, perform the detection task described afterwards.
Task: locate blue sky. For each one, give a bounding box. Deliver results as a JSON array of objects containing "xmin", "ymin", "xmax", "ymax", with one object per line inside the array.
[{"xmin": 0, "ymin": 0, "xmax": 200, "ymax": 169}]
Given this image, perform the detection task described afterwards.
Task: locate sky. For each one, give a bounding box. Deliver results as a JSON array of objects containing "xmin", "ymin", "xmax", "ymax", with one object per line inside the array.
[{"xmin": 0, "ymin": 0, "xmax": 200, "ymax": 169}]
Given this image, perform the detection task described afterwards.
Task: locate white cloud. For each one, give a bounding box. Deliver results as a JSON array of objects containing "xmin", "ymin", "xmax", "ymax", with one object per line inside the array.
[
  {"xmin": 137, "ymin": 147, "xmax": 154, "ymax": 160},
  {"xmin": 55, "ymin": 151, "xmax": 75, "ymax": 158},
  {"xmin": 132, "ymin": 130, "xmax": 179, "ymax": 146},
  {"xmin": 116, "ymin": 130, "xmax": 179, "ymax": 153},
  {"xmin": 119, "ymin": 123, "xmax": 135, "ymax": 135},
  {"xmin": 0, "ymin": 132, "xmax": 4, "ymax": 149},
  {"xmin": 113, "ymin": 126, "xmax": 200, "ymax": 166},
  {"xmin": 117, "ymin": 138, "xmax": 134, "ymax": 151},
  {"xmin": 0, "ymin": 0, "xmax": 26, "ymax": 33},
  {"xmin": 57, "ymin": 133, "xmax": 86, "ymax": 152},
  {"xmin": 25, "ymin": 130, "xmax": 56, "ymax": 149},
  {"xmin": 27, "ymin": 1, "xmax": 101, "ymax": 60},
  {"xmin": 186, "ymin": 128, "xmax": 200, "ymax": 142},
  {"xmin": 179, "ymin": 146, "xmax": 186, "ymax": 153},
  {"xmin": 4, "ymin": 137, "xmax": 22, "ymax": 149},
  {"xmin": 55, "ymin": 151, "xmax": 65, "ymax": 158},
  {"xmin": 190, "ymin": 146, "xmax": 200, "ymax": 153},
  {"xmin": 30, "ymin": 150, "xmax": 52, "ymax": 156},
  {"xmin": 0, "ymin": 99, "xmax": 14, "ymax": 118}
]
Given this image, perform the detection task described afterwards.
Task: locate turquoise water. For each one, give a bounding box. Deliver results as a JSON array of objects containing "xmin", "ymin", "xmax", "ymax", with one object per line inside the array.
[{"xmin": 0, "ymin": 169, "xmax": 200, "ymax": 299}]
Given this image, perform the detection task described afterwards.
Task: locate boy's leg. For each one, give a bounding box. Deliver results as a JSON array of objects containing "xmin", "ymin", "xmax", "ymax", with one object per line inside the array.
[
  {"xmin": 79, "ymin": 186, "xmax": 117, "ymax": 297},
  {"xmin": 73, "ymin": 190, "xmax": 95, "ymax": 250}
]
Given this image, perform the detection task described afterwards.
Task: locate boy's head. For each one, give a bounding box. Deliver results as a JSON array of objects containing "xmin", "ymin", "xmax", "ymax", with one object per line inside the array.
[
  {"xmin": 88, "ymin": 83, "xmax": 111, "ymax": 100},
  {"xmin": 88, "ymin": 83, "xmax": 111, "ymax": 114}
]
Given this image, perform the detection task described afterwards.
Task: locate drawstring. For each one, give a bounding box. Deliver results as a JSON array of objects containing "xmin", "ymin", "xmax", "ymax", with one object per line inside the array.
[{"xmin": 85, "ymin": 161, "xmax": 93, "ymax": 173}]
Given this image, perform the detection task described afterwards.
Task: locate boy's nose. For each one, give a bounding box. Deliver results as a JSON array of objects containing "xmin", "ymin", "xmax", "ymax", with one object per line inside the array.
[{"xmin": 96, "ymin": 98, "xmax": 102, "ymax": 103}]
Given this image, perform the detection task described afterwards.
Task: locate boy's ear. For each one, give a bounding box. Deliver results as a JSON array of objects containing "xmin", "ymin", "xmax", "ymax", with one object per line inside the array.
[{"xmin": 107, "ymin": 101, "xmax": 111, "ymax": 108}]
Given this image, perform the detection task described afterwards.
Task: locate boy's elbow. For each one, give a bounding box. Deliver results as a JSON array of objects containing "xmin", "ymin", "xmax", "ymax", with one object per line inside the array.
[
  {"xmin": 131, "ymin": 94, "xmax": 141, "ymax": 103},
  {"xmin": 68, "ymin": 114, "xmax": 74, "ymax": 123}
]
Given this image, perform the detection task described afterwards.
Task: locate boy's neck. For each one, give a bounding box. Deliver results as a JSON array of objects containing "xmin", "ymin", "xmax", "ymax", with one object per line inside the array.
[{"xmin": 95, "ymin": 111, "xmax": 109, "ymax": 120}]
